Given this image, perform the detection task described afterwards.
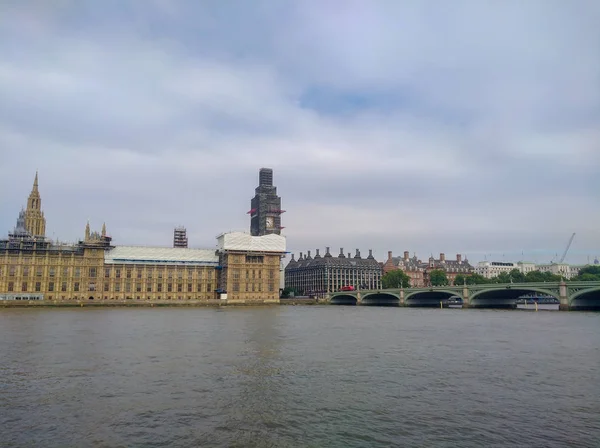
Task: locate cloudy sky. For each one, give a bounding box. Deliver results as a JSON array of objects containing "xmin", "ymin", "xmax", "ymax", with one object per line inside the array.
[{"xmin": 1, "ymin": 0, "xmax": 599, "ymax": 265}]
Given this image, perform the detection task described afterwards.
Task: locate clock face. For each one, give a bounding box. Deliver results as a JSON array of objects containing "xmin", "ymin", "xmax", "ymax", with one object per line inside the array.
[{"xmin": 266, "ymin": 217, "xmax": 274, "ymax": 229}]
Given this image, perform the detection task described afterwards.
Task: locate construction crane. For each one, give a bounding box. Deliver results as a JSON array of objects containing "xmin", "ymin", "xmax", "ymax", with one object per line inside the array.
[{"xmin": 558, "ymin": 233, "xmax": 576, "ymax": 264}]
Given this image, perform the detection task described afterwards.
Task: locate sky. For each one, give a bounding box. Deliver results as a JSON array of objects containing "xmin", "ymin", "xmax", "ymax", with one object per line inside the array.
[{"xmin": 1, "ymin": 0, "xmax": 599, "ymax": 266}]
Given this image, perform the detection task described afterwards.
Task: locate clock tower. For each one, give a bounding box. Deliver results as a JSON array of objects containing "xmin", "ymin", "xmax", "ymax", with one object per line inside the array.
[{"xmin": 249, "ymin": 168, "xmax": 284, "ymax": 236}]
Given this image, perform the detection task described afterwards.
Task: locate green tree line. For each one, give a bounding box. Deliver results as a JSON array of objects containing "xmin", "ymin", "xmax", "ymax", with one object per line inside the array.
[{"xmin": 381, "ymin": 266, "xmax": 600, "ymax": 288}]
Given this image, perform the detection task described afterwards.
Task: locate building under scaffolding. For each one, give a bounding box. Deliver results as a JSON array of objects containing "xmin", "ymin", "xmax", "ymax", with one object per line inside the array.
[
  {"xmin": 249, "ymin": 168, "xmax": 285, "ymax": 236},
  {"xmin": 173, "ymin": 226, "xmax": 188, "ymax": 248}
]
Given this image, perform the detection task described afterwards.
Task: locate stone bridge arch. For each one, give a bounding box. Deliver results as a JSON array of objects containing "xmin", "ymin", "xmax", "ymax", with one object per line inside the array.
[
  {"xmin": 469, "ymin": 286, "xmax": 559, "ymax": 309},
  {"xmin": 330, "ymin": 294, "xmax": 358, "ymax": 305},
  {"xmin": 361, "ymin": 292, "xmax": 400, "ymax": 306},
  {"xmin": 569, "ymin": 286, "xmax": 600, "ymax": 310},
  {"xmin": 404, "ymin": 289, "xmax": 464, "ymax": 307}
]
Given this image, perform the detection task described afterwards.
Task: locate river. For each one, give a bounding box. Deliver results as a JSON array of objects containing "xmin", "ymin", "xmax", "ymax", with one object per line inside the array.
[{"xmin": 1, "ymin": 306, "xmax": 599, "ymax": 447}]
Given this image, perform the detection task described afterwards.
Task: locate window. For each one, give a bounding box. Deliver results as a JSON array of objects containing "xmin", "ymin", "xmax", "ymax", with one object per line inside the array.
[
  {"xmin": 269, "ymin": 270, "xmax": 275, "ymax": 280},
  {"xmin": 187, "ymin": 270, "xmax": 193, "ymax": 280},
  {"xmin": 136, "ymin": 283, "xmax": 142, "ymax": 292},
  {"xmin": 158, "ymin": 271, "xmax": 163, "ymax": 279},
  {"xmin": 116, "ymin": 269, "xmax": 121, "ymax": 278},
  {"xmin": 207, "ymin": 284, "xmax": 212, "ymax": 292},
  {"xmin": 63, "ymin": 267, "xmax": 69, "ymax": 277},
  {"xmin": 157, "ymin": 284, "xmax": 163, "ymax": 292},
  {"xmin": 105, "ymin": 268, "xmax": 110, "ymax": 278},
  {"xmin": 22, "ymin": 282, "xmax": 28, "ymax": 292},
  {"xmin": 23, "ymin": 267, "xmax": 29, "ymax": 277},
  {"xmin": 177, "ymin": 284, "xmax": 182, "ymax": 292},
  {"xmin": 197, "ymin": 283, "xmax": 202, "ymax": 292},
  {"xmin": 8, "ymin": 282, "xmax": 14, "ymax": 291},
  {"xmin": 233, "ymin": 270, "xmax": 240, "ymax": 279},
  {"xmin": 233, "ymin": 282, "xmax": 239, "ymax": 292},
  {"xmin": 246, "ymin": 255, "xmax": 264, "ymax": 264},
  {"xmin": 75, "ymin": 267, "xmax": 81, "ymax": 278},
  {"xmin": 147, "ymin": 284, "xmax": 152, "ymax": 292},
  {"xmin": 89, "ymin": 283, "xmax": 96, "ymax": 292},
  {"xmin": 61, "ymin": 282, "xmax": 67, "ymax": 292},
  {"xmin": 168, "ymin": 270, "xmax": 173, "ymax": 280},
  {"xmin": 137, "ymin": 270, "xmax": 142, "ymax": 279},
  {"xmin": 9, "ymin": 266, "xmax": 16, "ymax": 277},
  {"xmin": 115, "ymin": 283, "xmax": 120, "ymax": 292},
  {"xmin": 36, "ymin": 282, "xmax": 41, "ymax": 292},
  {"xmin": 48, "ymin": 282, "xmax": 54, "ymax": 292},
  {"xmin": 104, "ymin": 283, "xmax": 109, "ymax": 292},
  {"xmin": 269, "ymin": 282, "xmax": 275, "ymax": 292},
  {"xmin": 177, "ymin": 271, "xmax": 183, "ymax": 280},
  {"xmin": 89, "ymin": 268, "xmax": 97, "ymax": 278},
  {"xmin": 125, "ymin": 283, "xmax": 131, "ymax": 293},
  {"xmin": 49, "ymin": 267, "xmax": 56, "ymax": 277},
  {"xmin": 187, "ymin": 283, "xmax": 192, "ymax": 292},
  {"xmin": 36, "ymin": 267, "xmax": 43, "ymax": 277},
  {"xmin": 167, "ymin": 283, "xmax": 172, "ymax": 292},
  {"xmin": 74, "ymin": 282, "xmax": 80, "ymax": 292},
  {"xmin": 126, "ymin": 270, "xmax": 132, "ymax": 279},
  {"xmin": 147, "ymin": 269, "xmax": 153, "ymax": 279}
]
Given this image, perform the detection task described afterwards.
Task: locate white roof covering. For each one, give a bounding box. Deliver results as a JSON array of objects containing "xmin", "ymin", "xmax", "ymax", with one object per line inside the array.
[
  {"xmin": 217, "ymin": 232, "xmax": 286, "ymax": 253},
  {"xmin": 105, "ymin": 246, "xmax": 218, "ymax": 265}
]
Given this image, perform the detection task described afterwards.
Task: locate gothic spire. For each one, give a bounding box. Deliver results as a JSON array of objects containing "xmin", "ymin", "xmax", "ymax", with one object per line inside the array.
[
  {"xmin": 101, "ymin": 222, "xmax": 106, "ymax": 237},
  {"xmin": 85, "ymin": 220, "xmax": 91, "ymax": 241}
]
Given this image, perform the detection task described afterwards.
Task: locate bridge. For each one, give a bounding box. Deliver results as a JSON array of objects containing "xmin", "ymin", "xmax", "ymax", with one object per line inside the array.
[{"xmin": 328, "ymin": 281, "xmax": 600, "ymax": 310}]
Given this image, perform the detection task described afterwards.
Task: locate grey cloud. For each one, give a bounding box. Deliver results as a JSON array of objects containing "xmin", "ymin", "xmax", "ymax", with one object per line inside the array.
[{"xmin": 0, "ymin": 0, "xmax": 599, "ymax": 264}]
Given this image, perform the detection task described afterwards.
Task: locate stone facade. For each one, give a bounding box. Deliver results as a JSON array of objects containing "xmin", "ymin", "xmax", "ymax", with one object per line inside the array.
[
  {"xmin": 382, "ymin": 251, "xmax": 473, "ymax": 286},
  {"xmin": 285, "ymin": 247, "xmax": 382, "ymax": 295},
  {"xmin": 0, "ymin": 173, "xmax": 286, "ymax": 304}
]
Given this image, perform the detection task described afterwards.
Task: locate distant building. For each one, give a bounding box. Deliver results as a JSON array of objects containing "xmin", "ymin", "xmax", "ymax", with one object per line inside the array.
[
  {"xmin": 475, "ymin": 261, "xmax": 519, "ymax": 279},
  {"xmin": 383, "ymin": 251, "xmax": 472, "ymax": 286},
  {"xmin": 249, "ymin": 168, "xmax": 284, "ymax": 236},
  {"xmin": 173, "ymin": 226, "xmax": 188, "ymax": 248},
  {"xmin": 423, "ymin": 253, "xmax": 474, "ymax": 286},
  {"xmin": 382, "ymin": 251, "xmax": 425, "ymax": 287},
  {"xmin": 285, "ymin": 247, "xmax": 382, "ymax": 295}
]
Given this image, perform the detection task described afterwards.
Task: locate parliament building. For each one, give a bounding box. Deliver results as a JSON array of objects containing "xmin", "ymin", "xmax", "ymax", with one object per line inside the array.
[{"xmin": 0, "ymin": 171, "xmax": 286, "ymax": 304}]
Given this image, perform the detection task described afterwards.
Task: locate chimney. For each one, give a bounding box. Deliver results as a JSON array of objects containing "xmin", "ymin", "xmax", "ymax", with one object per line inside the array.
[
  {"xmin": 440, "ymin": 253, "xmax": 446, "ymax": 262},
  {"xmin": 356, "ymin": 249, "xmax": 362, "ymax": 259},
  {"xmin": 291, "ymin": 254, "xmax": 295, "ymax": 261},
  {"xmin": 307, "ymin": 250, "xmax": 312, "ymax": 259},
  {"xmin": 299, "ymin": 252, "xmax": 303, "ymax": 261},
  {"xmin": 404, "ymin": 251, "xmax": 409, "ymax": 261},
  {"xmin": 388, "ymin": 251, "xmax": 393, "ymax": 261},
  {"xmin": 339, "ymin": 248, "xmax": 345, "ymax": 258},
  {"xmin": 315, "ymin": 249, "xmax": 321, "ymax": 258},
  {"xmin": 325, "ymin": 247, "xmax": 331, "ymax": 257},
  {"xmin": 457, "ymin": 254, "xmax": 462, "ymax": 263},
  {"xmin": 368, "ymin": 249, "xmax": 374, "ymax": 259},
  {"xmin": 348, "ymin": 252, "xmax": 351, "ymax": 258}
]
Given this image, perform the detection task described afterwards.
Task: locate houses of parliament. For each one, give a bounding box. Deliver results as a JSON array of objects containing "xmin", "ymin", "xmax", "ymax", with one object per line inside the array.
[{"xmin": 0, "ymin": 171, "xmax": 286, "ymax": 303}]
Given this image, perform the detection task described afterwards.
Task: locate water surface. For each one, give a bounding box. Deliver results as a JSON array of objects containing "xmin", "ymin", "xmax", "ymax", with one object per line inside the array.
[{"xmin": 1, "ymin": 307, "xmax": 599, "ymax": 447}]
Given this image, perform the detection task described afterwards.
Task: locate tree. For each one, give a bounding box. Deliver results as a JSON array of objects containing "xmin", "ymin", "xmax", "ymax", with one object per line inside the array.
[
  {"xmin": 466, "ymin": 273, "xmax": 490, "ymax": 285},
  {"xmin": 382, "ymin": 269, "xmax": 411, "ymax": 288},
  {"xmin": 453, "ymin": 274, "xmax": 466, "ymax": 286},
  {"xmin": 572, "ymin": 266, "xmax": 600, "ymax": 281},
  {"xmin": 428, "ymin": 269, "xmax": 448, "ymax": 286},
  {"xmin": 281, "ymin": 287, "xmax": 299, "ymax": 298}
]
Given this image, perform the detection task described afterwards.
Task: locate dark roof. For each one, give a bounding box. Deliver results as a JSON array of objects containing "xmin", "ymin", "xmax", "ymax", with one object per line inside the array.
[{"xmin": 286, "ymin": 248, "xmax": 381, "ymax": 271}]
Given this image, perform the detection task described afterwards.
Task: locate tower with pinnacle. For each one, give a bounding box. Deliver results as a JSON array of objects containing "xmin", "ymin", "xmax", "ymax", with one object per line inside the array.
[{"xmin": 24, "ymin": 171, "xmax": 46, "ymax": 237}]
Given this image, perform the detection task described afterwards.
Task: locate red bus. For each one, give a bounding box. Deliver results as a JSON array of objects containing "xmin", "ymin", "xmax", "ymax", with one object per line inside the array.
[{"xmin": 340, "ymin": 285, "xmax": 356, "ymax": 291}]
